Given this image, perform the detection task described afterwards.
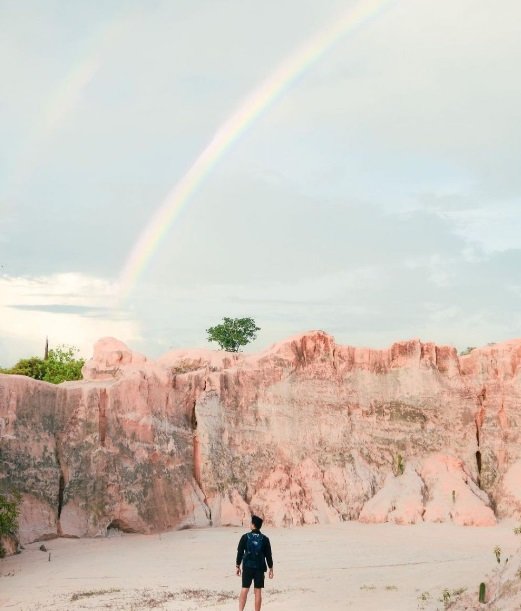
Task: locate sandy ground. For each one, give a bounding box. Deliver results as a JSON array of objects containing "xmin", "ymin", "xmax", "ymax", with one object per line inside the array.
[{"xmin": 0, "ymin": 522, "xmax": 518, "ymax": 611}]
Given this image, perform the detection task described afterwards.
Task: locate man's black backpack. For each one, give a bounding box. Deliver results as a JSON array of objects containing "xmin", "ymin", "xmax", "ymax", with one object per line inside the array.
[{"xmin": 243, "ymin": 532, "xmax": 265, "ymax": 570}]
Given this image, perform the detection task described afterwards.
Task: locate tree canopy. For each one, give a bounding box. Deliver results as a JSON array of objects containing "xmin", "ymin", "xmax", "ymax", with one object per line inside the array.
[
  {"xmin": 0, "ymin": 344, "xmax": 84, "ymax": 384},
  {"xmin": 206, "ymin": 317, "xmax": 260, "ymax": 352}
]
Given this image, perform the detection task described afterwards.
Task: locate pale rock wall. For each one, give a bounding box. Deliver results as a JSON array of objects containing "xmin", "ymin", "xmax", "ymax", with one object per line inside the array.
[
  {"xmin": 187, "ymin": 332, "xmax": 521, "ymax": 526},
  {"xmin": 52, "ymin": 372, "xmax": 211, "ymax": 537},
  {"xmin": 359, "ymin": 465, "xmax": 426, "ymax": 525},
  {"xmin": 1, "ymin": 332, "xmax": 521, "ymax": 547}
]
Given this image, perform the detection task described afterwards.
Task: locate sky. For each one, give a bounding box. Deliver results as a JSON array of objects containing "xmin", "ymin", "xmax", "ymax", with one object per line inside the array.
[{"xmin": 1, "ymin": 0, "xmax": 520, "ymax": 365}]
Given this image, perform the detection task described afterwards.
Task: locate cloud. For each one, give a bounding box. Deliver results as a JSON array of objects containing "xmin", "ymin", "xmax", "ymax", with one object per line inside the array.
[
  {"xmin": 123, "ymin": 197, "xmax": 521, "ymax": 358},
  {"xmin": 1, "ymin": 1, "xmax": 520, "ymax": 362},
  {"xmin": 437, "ymin": 203, "xmax": 521, "ymax": 253},
  {"xmin": 7, "ymin": 304, "xmax": 115, "ymax": 317},
  {"xmin": 0, "ymin": 273, "xmax": 140, "ymax": 366}
]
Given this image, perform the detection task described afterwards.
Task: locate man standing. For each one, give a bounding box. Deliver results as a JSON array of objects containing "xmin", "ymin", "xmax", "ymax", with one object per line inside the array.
[{"xmin": 236, "ymin": 515, "xmax": 274, "ymax": 611}]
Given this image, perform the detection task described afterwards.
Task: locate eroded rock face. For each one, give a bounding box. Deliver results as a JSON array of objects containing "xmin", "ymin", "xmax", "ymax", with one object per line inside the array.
[
  {"xmin": 359, "ymin": 454, "xmax": 496, "ymax": 526},
  {"xmin": 53, "ymin": 374, "xmax": 211, "ymax": 538},
  {"xmin": 191, "ymin": 332, "xmax": 516, "ymax": 528},
  {"xmin": 1, "ymin": 339, "xmax": 211, "ymax": 543},
  {"xmin": 359, "ymin": 465, "xmax": 426, "ymax": 525},
  {"xmin": 0, "ymin": 375, "xmax": 60, "ymax": 543},
  {"xmin": 1, "ymin": 332, "xmax": 521, "ymax": 546}
]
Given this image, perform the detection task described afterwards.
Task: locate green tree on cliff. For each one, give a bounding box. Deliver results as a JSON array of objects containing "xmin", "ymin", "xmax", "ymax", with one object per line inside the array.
[
  {"xmin": 206, "ymin": 317, "xmax": 260, "ymax": 352},
  {"xmin": 0, "ymin": 344, "xmax": 84, "ymax": 384},
  {"xmin": 43, "ymin": 345, "xmax": 84, "ymax": 383}
]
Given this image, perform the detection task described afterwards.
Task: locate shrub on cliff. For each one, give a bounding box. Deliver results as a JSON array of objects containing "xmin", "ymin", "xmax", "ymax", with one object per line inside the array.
[
  {"xmin": 206, "ymin": 317, "xmax": 260, "ymax": 352},
  {"xmin": 0, "ymin": 356, "xmax": 47, "ymax": 379},
  {"xmin": 459, "ymin": 346, "xmax": 476, "ymax": 356},
  {"xmin": 0, "ymin": 345, "xmax": 84, "ymax": 384},
  {"xmin": 42, "ymin": 345, "xmax": 84, "ymax": 383},
  {"xmin": 0, "ymin": 491, "xmax": 20, "ymax": 558}
]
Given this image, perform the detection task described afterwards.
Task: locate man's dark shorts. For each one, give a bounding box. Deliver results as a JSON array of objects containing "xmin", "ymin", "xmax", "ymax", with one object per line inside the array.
[{"xmin": 241, "ymin": 567, "xmax": 265, "ymax": 589}]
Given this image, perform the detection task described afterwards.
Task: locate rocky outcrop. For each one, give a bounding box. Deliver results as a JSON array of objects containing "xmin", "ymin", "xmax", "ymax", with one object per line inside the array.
[
  {"xmin": 1, "ymin": 341, "xmax": 211, "ymax": 543},
  {"xmin": 359, "ymin": 454, "xmax": 495, "ymax": 526},
  {"xmin": 1, "ymin": 332, "xmax": 521, "ymax": 547}
]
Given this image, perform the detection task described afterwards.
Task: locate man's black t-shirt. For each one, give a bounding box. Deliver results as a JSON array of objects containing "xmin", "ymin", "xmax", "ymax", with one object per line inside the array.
[{"xmin": 236, "ymin": 529, "xmax": 273, "ymax": 572}]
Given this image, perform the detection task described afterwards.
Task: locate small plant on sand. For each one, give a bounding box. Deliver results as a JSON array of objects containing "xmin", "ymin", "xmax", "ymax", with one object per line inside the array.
[
  {"xmin": 513, "ymin": 525, "xmax": 521, "ymax": 535},
  {"xmin": 479, "ymin": 582, "xmax": 486, "ymax": 603},
  {"xmin": 494, "ymin": 545, "xmax": 502, "ymax": 564},
  {"xmin": 440, "ymin": 588, "xmax": 451, "ymax": 607},
  {"xmin": 438, "ymin": 587, "xmax": 466, "ymax": 609},
  {"xmin": 179, "ymin": 588, "xmax": 236, "ymax": 602},
  {"xmin": 70, "ymin": 588, "xmax": 120, "ymax": 602},
  {"xmin": 417, "ymin": 591, "xmax": 431, "ymax": 611},
  {"xmin": 452, "ymin": 490, "xmax": 456, "ymax": 503},
  {"xmin": 490, "ymin": 544, "xmax": 509, "ymax": 602},
  {"xmin": 393, "ymin": 453, "xmax": 405, "ymax": 476}
]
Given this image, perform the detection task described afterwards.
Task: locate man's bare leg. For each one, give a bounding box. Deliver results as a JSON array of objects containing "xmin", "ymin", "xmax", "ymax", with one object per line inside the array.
[
  {"xmin": 239, "ymin": 587, "xmax": 249, "ymax": 611},
  {"xmin": 254, "ymin": 588, "xmax": 262, "ymax": 611}
]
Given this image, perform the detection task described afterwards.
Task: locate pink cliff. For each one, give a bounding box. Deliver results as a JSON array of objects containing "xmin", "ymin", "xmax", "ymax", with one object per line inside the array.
[{"xmin": 2, "ymin": 331, "xmax": 521, "ymax": 546}]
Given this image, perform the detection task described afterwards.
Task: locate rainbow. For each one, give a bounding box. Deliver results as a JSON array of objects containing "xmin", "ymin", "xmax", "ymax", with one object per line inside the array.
[{"xmin": 118, "ymin": 0, "xmax": 393, "ymax": 301}]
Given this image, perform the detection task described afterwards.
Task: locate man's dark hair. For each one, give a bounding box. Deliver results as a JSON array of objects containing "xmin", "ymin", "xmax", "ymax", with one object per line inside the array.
[{"xmin": 251, "ymin": 515, "xmax": 263, "ymax": 530}]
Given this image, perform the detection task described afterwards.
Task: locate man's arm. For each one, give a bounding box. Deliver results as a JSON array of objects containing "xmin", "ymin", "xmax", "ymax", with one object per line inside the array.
[
  {"xmin": 264, "ymin": 536, "xmax": 274, "ymax": 575},
  {"xmin": 236, "ymin": 534, "xmax": 246, "ymax": 568}
]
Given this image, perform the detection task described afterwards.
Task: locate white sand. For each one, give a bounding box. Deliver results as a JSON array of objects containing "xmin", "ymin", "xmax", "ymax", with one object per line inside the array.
[{"xmin": 0, "ymin": 522, "xmax": 517, "ymax": 610}]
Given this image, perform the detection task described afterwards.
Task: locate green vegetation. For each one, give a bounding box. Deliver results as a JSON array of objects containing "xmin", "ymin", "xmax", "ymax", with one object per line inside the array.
[
  {"xmin": 0, "ymin": 491, "xmax": 20, "ymax": 558},
  {"xmin": 459, "ymin": 346, "xmax": 476, "ymax": 356},
  {"xmin": 439, "ymin": 587, "xmax": 466, "ymax": 609},
  {"xmin": 494, "ymin": 545, "xmax": 501, "ymax": 564},
  {"xmin": 206, "ymin": 317, "xmax": 260, "ymax": 352},
  {"xmin": 459, "ymin": 343, "xmax": 496, "ymax": 356},
  {"xmin": 0, "ymin": 345, "xmax": 84, "ymax": 384},
  {"xmin": 71, "ymin": 588, "xmax": 121, "ymax": 602},
  {"xmin": 41, "ymin": 345, "xmax": 84, "ymax": 383},
  {"xmin": 392, "ymin": 453, "xmax": 405, "ymax": 476},
  {"xmin": 440, "ymin": 588, "xmax": 451, "ymax": 607},
  {"xmin": 479, "ymin": 582, "xmax": 486, "ymax": 603},
  {"xmin": 0, "ymin": 357, "xmax": 47, "ymax": 379}
]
